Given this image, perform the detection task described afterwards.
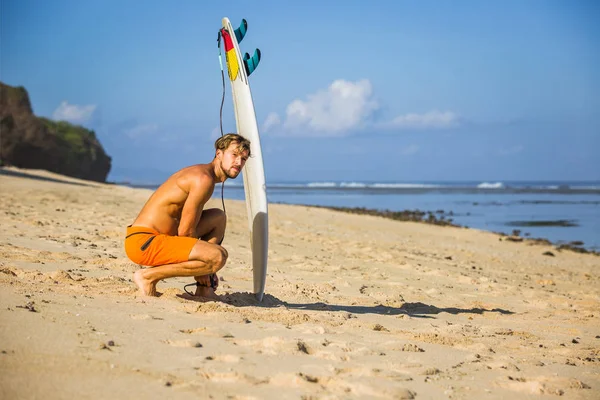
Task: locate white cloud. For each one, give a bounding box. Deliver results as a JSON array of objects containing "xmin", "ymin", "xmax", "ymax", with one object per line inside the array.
[
  {"xmin": 52, "ymin": 101, "xmax": 96, "ymax": 124},
  {"xmin": 282, "ymin": 79, "xmax": 378, "ymax": 135},
  {"xmin": 386, "ymin": 110, "xmax": 459, "ymax": 129},
  {"xmin": 124, "ymin": 123, "xmax": 158, "ymax": 139},
  {"xmin": 262, "ymin": 112, "xmax": 281, "ymax": 133},
  {"xmin": 266, "ymin": 79, "xmax": 460, "ymax": 137}
]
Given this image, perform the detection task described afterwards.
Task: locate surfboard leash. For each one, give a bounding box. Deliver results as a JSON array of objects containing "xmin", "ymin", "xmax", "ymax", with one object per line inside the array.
[
  {"xmin": 183, "ymin": 275, "xmax": 218, "ymax": 296},
  {"xmin": 182, "ymin": 30, "xmax": 227, "ymax": 298},
  {"xmin": 217, "ymin": 29, "xmax": 227, "ymax": 235}
]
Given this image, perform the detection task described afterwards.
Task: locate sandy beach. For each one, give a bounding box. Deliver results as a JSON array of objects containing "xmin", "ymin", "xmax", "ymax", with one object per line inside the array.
[{"xmin": 0, "ymin": 166, "xmax": 598, "ymax": 399}]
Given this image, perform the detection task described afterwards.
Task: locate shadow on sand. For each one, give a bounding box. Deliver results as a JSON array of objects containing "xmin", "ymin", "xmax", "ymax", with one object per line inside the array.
[
  {"xmin": 181, "ymin": 290, "xmax": 515, "ymax": 319},
  {"xmin": 0, "ymin": 168, "xmax": 94, "ymax": 187},
  {"xmin": 284, "ymin": 301, "xmax": 514, "ymax": 319}
]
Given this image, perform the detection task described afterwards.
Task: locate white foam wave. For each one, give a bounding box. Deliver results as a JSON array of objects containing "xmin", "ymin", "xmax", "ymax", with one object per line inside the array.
[
  {"xmin": 223, "ymin": 182, "xmax": 243, "ymax": 187},
  {"xmin": 571, "ymin": 185, "xmax": 600, "ymax": 190},
  {"xmin": 477, "ymin": 182, "xmax": 505, "ymax": 189},
  {"xmin": 307, "ymin": 182, "xmax": 337, "ymax": 188},
  {"xmin": 269, "ymin": 183, "xmax": 306, "ymax": 188},
  {"xmin": 371, "ymin": 183, "xmax": 442, "ymax": 189},
  {"xmin": 340, "ymin": 182, "xmax": 367, "ymax": 188}
]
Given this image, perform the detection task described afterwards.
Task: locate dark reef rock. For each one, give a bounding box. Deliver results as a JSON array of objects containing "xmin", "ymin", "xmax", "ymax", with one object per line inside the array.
[
  {"xmin": 0, "ymin": 82, "xmax": 111, "ymax": 182},
  {"xmin": 506, "ymin": 219, "xmax": 579, "ymax": 227},
  {"xmin": 318, "ymin": 206, "xmax": 460, "ymax": 227}
]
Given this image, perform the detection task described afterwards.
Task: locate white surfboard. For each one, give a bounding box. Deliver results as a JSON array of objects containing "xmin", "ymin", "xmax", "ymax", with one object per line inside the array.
[{"xmin": 221, "ymin": 17, "xmax": 268, "ymax": 302}]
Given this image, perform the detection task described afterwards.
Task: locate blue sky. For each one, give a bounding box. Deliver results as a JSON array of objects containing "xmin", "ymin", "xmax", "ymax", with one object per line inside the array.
[{"xmin": 2, "ymin": 0, "xmax": 599, "ymax": 183}]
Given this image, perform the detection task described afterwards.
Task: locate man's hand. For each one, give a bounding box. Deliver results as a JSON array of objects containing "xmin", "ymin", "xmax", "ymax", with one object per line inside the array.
[
  {"xmin": 210, "ymin": 273, "xmax": 219, "ymax": 290},
  {"xmin": 178, "ymin": 174, "xmax": 213, "ymax": 237},
  {"xmin": 195, "ymin": 274, "xmax": 219, "ymax": 290}
]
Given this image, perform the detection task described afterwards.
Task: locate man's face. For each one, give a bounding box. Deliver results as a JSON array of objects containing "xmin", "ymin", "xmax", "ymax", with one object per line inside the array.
[{"xmin": 219, "ymin": 142, "xmax": 249, "ymax": 179}]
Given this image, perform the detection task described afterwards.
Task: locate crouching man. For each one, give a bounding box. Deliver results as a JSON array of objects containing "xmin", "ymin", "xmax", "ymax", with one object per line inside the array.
[{"xmin": 124, "ymin": 133, "xmax": 250, "ymax": 298}]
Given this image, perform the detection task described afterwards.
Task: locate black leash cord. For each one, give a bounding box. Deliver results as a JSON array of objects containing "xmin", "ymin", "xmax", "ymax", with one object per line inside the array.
[
  {"xmin": 218, "ymin": 30, "xmax": 227, "ymax": 223},
  {"xmin": 183, "ymin": 30, "xmax": 227, "ymax": 298}
]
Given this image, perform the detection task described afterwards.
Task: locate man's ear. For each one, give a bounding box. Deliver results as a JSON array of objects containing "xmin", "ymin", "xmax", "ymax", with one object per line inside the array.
[{"xmin": 215, "ymin": 149, "xmax": 223, "ymax": 159}]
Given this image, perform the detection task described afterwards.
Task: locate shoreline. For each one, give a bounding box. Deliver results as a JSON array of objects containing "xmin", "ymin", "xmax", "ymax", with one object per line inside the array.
[
  {"xmin": 1, "ymin": 167, "xmax": 597, "ymax": 254},
  {"xmin": 119, "ymin": 180, "xmax": 600, "ymax": 195},
  {"xmin": 312, "ymin": 204, "xmax": 600, "ymax": 256},
  {"xmin": 113, "ymin": 177, "xmax": 600, "ymax": 252}
]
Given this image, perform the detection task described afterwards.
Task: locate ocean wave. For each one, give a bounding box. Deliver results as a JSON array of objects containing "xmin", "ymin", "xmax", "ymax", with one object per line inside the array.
[
  {"xmin": 251, "ymin": 181, "xmax": 600, "ymax": 193},
  {"xmin": 571, "ymin": 185, "xmax": 600, "ymax": 190},
  {"xmin": 340, "ymin": 182, "xmax": 367, "ymax": 188},
  {"xmin": 308, "ymin": 182, "xmax": 444, "ymax": 189},
  {"xmin": 370, "ymin": 183, "xmax": 442, "ymax": 189},
  {"xmin": 223, "ymin": 182, "xmax": 243, "ymax": 187},
  {"xmin": 477, "ymin": 182, "xmax": 505, "ymax": 189},
  {"xmin": 268, "ymin": 183, "xmax": 306, "ymax": 188},
  {"xmin": 307, "ymin": 182, "xmax": 337, "ymax": 188}
]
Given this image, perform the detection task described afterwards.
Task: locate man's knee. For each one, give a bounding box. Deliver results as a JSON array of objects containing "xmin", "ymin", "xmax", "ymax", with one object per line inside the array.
[
  {"xmin": 214, "ymin": 208, "xmax": 227, "ymax": 228},
  {"xmin": 206, "ymin": 208, "xmax": 226, "ymax": 223},
  {"xmin": 210, "ymin": 245, "xmax": 228, "ymax": 272}
]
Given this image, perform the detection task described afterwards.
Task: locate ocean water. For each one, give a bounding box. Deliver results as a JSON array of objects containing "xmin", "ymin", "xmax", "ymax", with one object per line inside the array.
[{"xmin": 214, "ymin": 180, "xmax": 600, "ymax": 251}]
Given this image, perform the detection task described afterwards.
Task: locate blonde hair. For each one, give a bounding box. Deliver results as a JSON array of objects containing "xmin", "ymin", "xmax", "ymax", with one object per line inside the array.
[{"xmin": 214, "ymin": 133, "xmax": 251, "ymax": 157}]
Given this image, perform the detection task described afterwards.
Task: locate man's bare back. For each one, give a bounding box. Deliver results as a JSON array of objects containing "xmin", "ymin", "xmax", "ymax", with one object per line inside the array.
[{"xmin": 132, "ymin": 164, "xmax": 216, "ymax": 237}]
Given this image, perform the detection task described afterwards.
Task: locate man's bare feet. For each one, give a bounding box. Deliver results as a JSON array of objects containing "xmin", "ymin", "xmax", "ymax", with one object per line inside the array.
[
  {"xmin": 195, "ymin": 285, "xmax": 219, "ymax": 301},
  {"xmin": 133, "ymin": 269, "xmax": 157, "ymax": 296}
]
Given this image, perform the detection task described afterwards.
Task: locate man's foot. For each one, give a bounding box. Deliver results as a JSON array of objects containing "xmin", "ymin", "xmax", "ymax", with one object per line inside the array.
[
  {"xmin": 195, "ymin": 285, "xmax": 219, "ymax": 301},
  {"xmin": 133, "ymin": 269, "xmax": 157, "ymax": 296}
]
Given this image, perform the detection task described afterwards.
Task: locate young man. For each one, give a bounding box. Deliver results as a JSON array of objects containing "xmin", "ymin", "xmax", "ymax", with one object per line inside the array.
[{"xmin": 124, "ymin": 133, "xmax": 251, "ymax": 299}]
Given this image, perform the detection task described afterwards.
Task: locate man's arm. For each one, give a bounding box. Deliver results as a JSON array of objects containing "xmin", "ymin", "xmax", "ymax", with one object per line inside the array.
[{"xmin": 178, "ymin": 175, "xmax": 212, "ymax": 237}]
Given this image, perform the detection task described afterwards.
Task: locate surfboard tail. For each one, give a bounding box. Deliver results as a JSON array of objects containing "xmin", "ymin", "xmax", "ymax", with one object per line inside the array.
[{"xmin": 221, "ymin": 18, "xmax": 262, "ymax": 81}]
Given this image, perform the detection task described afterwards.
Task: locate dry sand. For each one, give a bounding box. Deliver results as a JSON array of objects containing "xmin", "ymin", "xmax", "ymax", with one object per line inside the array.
[{"xmin": 0, "ymin": 166, "xmax": 599, "ymax": 399}]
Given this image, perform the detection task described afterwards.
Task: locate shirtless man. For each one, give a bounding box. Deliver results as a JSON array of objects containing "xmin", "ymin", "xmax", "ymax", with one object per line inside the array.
[{"xmin": 124, "ymin": 133, "xmax": 250, "ymax": 298}]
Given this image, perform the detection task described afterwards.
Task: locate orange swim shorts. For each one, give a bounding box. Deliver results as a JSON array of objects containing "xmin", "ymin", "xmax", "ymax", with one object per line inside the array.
[{"xmin": 124, "ymin": 226, "xmax": 198, "ymax": 267}]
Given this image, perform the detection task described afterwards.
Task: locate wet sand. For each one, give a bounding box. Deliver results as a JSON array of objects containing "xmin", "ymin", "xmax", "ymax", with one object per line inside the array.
[{"xmin": 0, "ymin": 167, "xmax": 598, "ymax": 399}]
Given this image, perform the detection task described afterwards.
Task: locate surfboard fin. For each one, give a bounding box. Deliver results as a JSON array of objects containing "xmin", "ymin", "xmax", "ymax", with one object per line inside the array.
[
  {"xmin": 234, "ymin": 19, "xmax": 248, "ymax": 44},
  {"xmin": 243, "ymin": 49, "xmax": 261, "ymax": 76}
]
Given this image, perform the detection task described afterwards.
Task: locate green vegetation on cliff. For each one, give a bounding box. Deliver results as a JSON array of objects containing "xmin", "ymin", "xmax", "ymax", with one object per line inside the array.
[
  {"xmin": 40, "ymin": 117, "xmax": 99, "ymax": 164},
  {"xmin": 4, "ymin": 85, "xmax": 29, "ymax": 104},
  {"xmin": 1, "ymin": 81, "xmax": 111, "ymax": 182}
]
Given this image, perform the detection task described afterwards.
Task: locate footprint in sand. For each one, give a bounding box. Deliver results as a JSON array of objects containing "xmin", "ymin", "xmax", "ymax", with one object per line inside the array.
[
  {"xmin": 308, "ymin": 375, "xmax": 415, "ymax": 399},
  {"xmin": 130, "ymin": 314, "xmax": 164, "ymax": 321},
  {"xmin": 210, "ymin": 354, "xmax": 241, "ymax": 363},
  {"xmin": 179, "ymin": 327, "xmax": 207, "ymax": 334},
  {"xmin": 235, "ymin": 337, "xmax": 321, "ymax": 357},
  {"xmin": 498, "ymin": 375, "xmax": 590, "ymax": 395},
  {"xmin": 162, "ymin": 339, "xmax": 203, "ymax": 348},
  {"xmin": 198, "ymin": 371, "xmax": 267, "ymax": 385},
  {"xmin": 47, "ymin": 270, "xmax": 76, "ymax": 283},
  {"xmin": 385, "ymin": 388, "xmax": 417, "ymax": 399}
]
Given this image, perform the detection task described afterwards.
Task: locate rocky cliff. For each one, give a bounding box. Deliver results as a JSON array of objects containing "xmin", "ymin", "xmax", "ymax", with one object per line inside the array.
[{"xmin": 0, "ymin": 82, "xmax": 111, "ymax": 182}]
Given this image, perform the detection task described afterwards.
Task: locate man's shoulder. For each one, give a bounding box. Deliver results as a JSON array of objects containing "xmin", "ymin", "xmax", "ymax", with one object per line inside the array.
[
  {"xmin": 186, "ymin": 164, "xmax": 212, "ymax": 179},
  {"xmin": 178, "ymin": 164, "xmax": 214, "ymax": 189}
]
